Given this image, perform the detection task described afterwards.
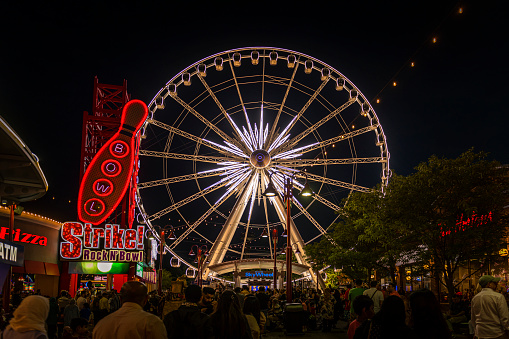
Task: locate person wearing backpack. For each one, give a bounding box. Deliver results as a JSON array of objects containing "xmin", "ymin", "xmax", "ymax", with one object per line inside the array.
[{"xmin": 362, "ymin": 281, "xmax": 384, "ymax": 314}]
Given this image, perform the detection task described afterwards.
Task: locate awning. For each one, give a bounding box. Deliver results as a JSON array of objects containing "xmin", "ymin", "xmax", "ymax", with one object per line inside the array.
[
  {"xmin": 0, "ymin": 116, "xmax": 48, "ymax": 203},
  {"xmin": 11, "ymin": 260, "xmax": 58, "ymax": 275},
  {"xmin": 44, "ymin": 262, "xmax": 60, "ymax": 276},
  {"xmin": 25, "ymin": 260, "xmax": 45, "ymax": 274}
]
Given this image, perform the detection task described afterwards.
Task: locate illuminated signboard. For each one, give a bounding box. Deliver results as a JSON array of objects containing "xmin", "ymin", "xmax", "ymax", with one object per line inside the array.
[
  {"xmin": 77, "ymin": 100, "xmax": 148, "ymax": 226},
  {"xmin": 440, "ymin": 212, "xmax": 493, "ymax": 237},
  {"xmin": 135, "ymin": 262, "xmax": 143, "ymax": 278},
  {"xmin": 0, "ymin": 227, "xmax": 47, "ymax": 246},
  {"xmin": 68, "ymin": 261, "xmax": 129, "ymax": 274},
  {"xmin": 60, "ymin": 222, "xmax": 145, "ymax": 262},
  {"xmin": 0, "ymin": 239, "xmax": 24, "ymax": 266},
  {"xmin": 241, "ymin": 271, "xmax": 274, "ymax": 278}
]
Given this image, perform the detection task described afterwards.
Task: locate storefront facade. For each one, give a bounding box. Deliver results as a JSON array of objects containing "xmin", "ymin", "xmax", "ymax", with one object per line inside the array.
[{"xmin": 0, "ymin": 206, "xmax": 61, "ymax": 297}]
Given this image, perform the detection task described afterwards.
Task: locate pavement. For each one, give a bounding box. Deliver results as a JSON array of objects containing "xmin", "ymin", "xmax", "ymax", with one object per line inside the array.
[
  {"xmin": 264, "ymin": 320, "xmax": 349, "ymax": 339},
  {"xmin": 263, "ymin": 319, "xmax": 472, "ymax": 339}
]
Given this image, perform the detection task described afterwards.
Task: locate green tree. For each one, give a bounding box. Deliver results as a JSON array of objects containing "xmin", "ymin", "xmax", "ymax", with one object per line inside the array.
[
  {"xmin": 390, "ymin": 149, "xmax": 509, "ymax": 299},
  {"xmin": 162, "ymin": 269, "xmax": 173, "ymax": 290},
  {"xmin": 306, "ymin": 182, "xmax": 412, "ymax": 283}
]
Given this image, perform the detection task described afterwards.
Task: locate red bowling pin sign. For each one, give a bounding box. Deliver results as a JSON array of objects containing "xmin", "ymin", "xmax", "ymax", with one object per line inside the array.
[{"xmin": 77, "ymin": 99, "xmax": 148, "ymax": 225}]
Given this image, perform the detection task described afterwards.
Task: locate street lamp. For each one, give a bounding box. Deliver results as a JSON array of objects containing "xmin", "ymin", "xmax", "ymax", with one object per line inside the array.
[
  {"xmin": 271, "ymin": 229, "xmax": 278, "ymax": 291},
  {"xmin": 189, "ymin": 244, "xmax": 208, "ymax": 287},
  {"xmin": 263, "ymin": 171, "xmax": 314, "ymax": 303},
  {"xmin": 153, "ymin": 225, "xmax": 175, "ymax": 295}
]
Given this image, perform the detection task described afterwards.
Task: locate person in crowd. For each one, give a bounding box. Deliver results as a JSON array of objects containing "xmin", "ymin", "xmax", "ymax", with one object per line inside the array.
[
  {"xmin": 98, "ymin": 292, "xmax": 109, "ymax": 319},
  {"xmin": 91, "ymin": 292, "xmax": 102, "ymax": 324},
  {"xmin": 320, "ymin": 289, "xmax": 335, "ymax": 332},
  {"xmin": 348, "ymin": 280, "xmax": 365, "ymax": 321},
  {"xmin": 3, "ymin": 295, "xmax": 49, "ymax": 339},
  {"xmin": 108, "ymin": 290, "xmax": 120, "ymax": 314},
  {"xmin": 363, "ymin": 281, "xmax": 384, "ymax": 314},
  {"xmin": 409, "ymin": 288, "xmax": 451, "ymax": 339},
  {"xmin": 92, "ymin": 281, "xmax": 167, "ymax": 339},
  {"xmin": 64, "ymin": 299, "xmax": 80, "ymax": 328},
  {"xmin": 235, "ymin": 287, "xmax": 246, "ymax": 308},
  {"xmin": 387, "ymin": 282, "xmax": 400, "ymax": 297},
  {"xmin": 354, "ymin": 295, "xmax": 414, "ymax": 339},
  {"xmin": 333, "ymin": 288, "xmax": 343, "ymax": 328},
  {"xmin": 62, "ymin": 317, "xmax": 90, "ymax": 339},
  {"xmin": 69, "ymin": 317, "xmax": 90, "ymax": 338},
  {"xmin": 255, "ymin": 286, "xmax": 270, "ymax": 320},
  {"xmin": 58, "ymin": 291, "xmax": 71, "ymax": 312},
  {"xmin": 348, "ymin": 295, "xmax": 374, "ymax": 339},
  {"xmin": 164, "ymin": 285, "xmax": 213, "ymax": 339},
  {"xmin": 471, "ymin": 275, "xmax": 509, "ymax": 339},
  {"xmin": 76, "ymin": 292, "xmax": 87, "ymax": 311},
  {"xmin": 243, "ymin": 295, "xmax": 266, "ymax": 339},
  {"xmin": 447, "ymin": 294, "xmax": 468, "ymax": 325},
  {"xmin": 210, "ymin": 290, "xmax": 253, "ymax": 339},
  {"xmin": 240, "ymin": 285, "xmax": 250, "ymax": 296},
  {"xmin": 46, "ymin": 297, "xmax": 59, "ymax": 339},
  {"xmin": 198, "ymin": 287, "xmax": 216, "ymax": 315},
  {"xmin": 80, "ymin": 303, "xmax": 92, "ymax": 323}
]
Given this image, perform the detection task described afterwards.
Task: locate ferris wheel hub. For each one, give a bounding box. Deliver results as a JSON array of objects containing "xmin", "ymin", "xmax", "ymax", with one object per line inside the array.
[{"xmin": 250, "ymin": 149, "xmax": 271, "ymax": 168}]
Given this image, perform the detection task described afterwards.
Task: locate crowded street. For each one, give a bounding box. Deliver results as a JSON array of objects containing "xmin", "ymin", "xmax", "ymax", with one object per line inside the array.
[{"xmin": 1, "ymin": 1, "xmax": 509, "ymax": 339}]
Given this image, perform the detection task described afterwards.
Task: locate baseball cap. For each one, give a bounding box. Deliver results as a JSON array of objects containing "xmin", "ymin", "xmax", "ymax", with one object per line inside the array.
[{"xmin": 479, "ymin": 275, "xmax": 501, "ymax": 288}]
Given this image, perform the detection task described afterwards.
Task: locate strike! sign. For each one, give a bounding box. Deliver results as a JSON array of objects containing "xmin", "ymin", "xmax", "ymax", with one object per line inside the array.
[{"xmin": 60, "ymin": 222, "xmax": 145, "ymax": 262}]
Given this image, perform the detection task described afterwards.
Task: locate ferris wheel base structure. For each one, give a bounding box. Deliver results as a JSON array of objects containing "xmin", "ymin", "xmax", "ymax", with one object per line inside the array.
[{"xmin": 207, "ymin": 258, "xmax": 318, "ymax": 288}]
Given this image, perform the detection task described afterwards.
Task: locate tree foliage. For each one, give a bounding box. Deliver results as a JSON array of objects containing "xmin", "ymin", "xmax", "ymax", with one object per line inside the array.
[
  {"xmin": 391, "ymin": 149, "xmax": 509, "ymax": 297},
  {"xmin": 306, "ymin": 149, "xmax": 509, "ymax": 298}
]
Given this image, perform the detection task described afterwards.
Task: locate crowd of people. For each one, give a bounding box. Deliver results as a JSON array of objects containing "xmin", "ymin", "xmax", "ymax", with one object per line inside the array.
[{"xmin": 1, "ymin": 274, "xmax": 509, "ymax": 338}]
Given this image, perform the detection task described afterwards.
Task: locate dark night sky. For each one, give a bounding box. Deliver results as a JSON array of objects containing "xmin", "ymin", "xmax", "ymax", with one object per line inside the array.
[{"xmin": 0, "ymin": 0, "xmax": 508, "ymax": 222}]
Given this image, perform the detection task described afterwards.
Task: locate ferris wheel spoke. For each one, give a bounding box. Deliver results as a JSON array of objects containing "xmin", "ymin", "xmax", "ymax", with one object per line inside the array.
[
  {"xmin": 305, "ymin": 214, "xmax": 342, "ymax": 245},
  {"xmin": 294, "ymin": 171, "xmax": 371, "ymax": 193},
  {"xmin": 148, "ymin": 178, "xmax": 231, "ymax": 221},
  {"xmin": 311, "ymin": 194, "xmax": 342, "ymax": 212},
  {"xmin": 274, "ymin": 169, "xmax": 344, "ymax": 211},
  {"xmin": 202, "ymin": 174, "xmax": 257, "ymax": 278},
  {"xmin": 148, "ymin": 118, "xmax": 239, "ymax": 156},
  {"xmin": 277, "ymin": 99, "xmax": 356, "ymax": 153},
  {"xmin": 169, "ymin": 178, "xmax": 243, "ymax": 250},
  {"xmin": 288, "ymin": 125, "xmax": 380, "ymax": 156},
  {"xmin": 292, "ymin": 197, "xmax": 336, "ymax": 245},
  {"xmin": 196, "ymin": 75, "xmax": 247, "ymax": 152},
  {"xmin": 171, "ymin": 94, "xmax": 239, "ymax": 147},
  {"xmin": 274, "ymin": 156, "xmax": 387, "ymax": 167},
  {"xmin": 138, "ymin": 166, "xmax": 243, "ymax": 189},
  {"xmin": 228, "ymin": 58, "xmax": 256, "ymax": 147},
  {"xmin": 241, "ymin": 177, "xmax": 257, "ymax": 260},
  {"xmin": 139, "ymin": 150, "xmax": 244, "ymax": 164},
  {"xmin": 268, "ymin": 78, "xmax": 330, "ymax": 153},
  {"xmin": 267, "ymin": 61, "xmax": 300, "ymax": 145}
]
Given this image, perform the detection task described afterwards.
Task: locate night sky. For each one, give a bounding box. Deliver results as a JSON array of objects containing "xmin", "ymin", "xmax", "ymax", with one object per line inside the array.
[{"xmin": 1, "ymin": 0, "xmax": 508, "ymax": 226}]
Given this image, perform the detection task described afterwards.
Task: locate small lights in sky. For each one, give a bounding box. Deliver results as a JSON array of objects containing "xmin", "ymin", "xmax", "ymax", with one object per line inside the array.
[
  {"xmin": 433, "ymin": 37, "xmax": 437, "ymax": 43},
  {"xmin": 411, "ymin": 62, "xmax": 415, "ymax": 67},
  {"xmin": 376, "ymin": 98, "xmax": 380, "ymax": 104},
  {"xmin": 393, "ymin": 81, "xmax": 397, "ymax": 87},
  {"xmin": 458, "ymin": 7, "xmax": 463, "ymax": 14}
]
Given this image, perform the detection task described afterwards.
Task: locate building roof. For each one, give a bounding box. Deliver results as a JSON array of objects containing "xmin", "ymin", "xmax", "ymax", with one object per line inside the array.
[{"xmin": 0, "ymin": 115, "xmax": 47, "ymax": 203}]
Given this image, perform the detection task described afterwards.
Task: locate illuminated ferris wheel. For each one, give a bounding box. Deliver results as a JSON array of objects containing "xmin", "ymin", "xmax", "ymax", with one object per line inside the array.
[{"xmin": 136, "ymin": 47, "xmax": 390, "ymax": 279}]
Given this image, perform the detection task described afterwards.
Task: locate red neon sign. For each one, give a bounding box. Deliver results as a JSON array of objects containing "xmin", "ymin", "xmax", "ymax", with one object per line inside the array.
[
  {"xmin": 440, "ymin": 211, "xmax": 493, "ymax": 237},
  {"xmin": 77, "ymin": 100, "xmax": 148, "ymax": 226},
  {"xmin": 0, "ymin": 227, "xmax": 48, "ymax": 246},
  {"xmin": 60, "ymin": 222, "xmax": 145, "ymax": 260}
]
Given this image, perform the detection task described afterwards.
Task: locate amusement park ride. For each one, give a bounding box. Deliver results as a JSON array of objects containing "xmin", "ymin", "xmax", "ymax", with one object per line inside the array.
[{"xmin": 70, "ymin": 47, "xmax": 390, "ymax": 292}]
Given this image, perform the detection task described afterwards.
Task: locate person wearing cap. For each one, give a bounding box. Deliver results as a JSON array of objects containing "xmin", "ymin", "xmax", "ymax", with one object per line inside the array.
[{"xmin": 471, "ymin": 275, "xmax": 509, "ymax": 339}]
